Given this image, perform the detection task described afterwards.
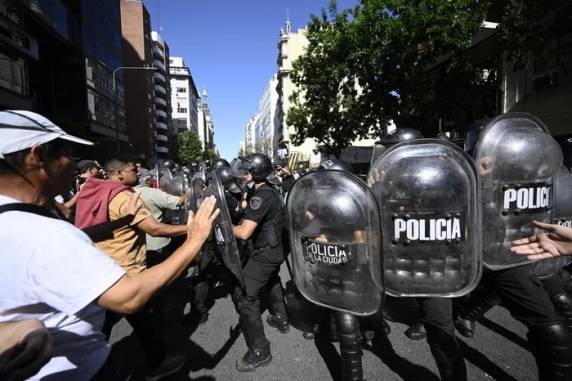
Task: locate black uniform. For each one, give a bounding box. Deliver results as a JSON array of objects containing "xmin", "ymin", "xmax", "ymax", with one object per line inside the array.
[
  {"xmin": 191, "ymin": 190, "xmax": 244, "ymax": 318},
  {"xmin": 238, "ymin": 183, "xmax": 288, "ymax": 351}
]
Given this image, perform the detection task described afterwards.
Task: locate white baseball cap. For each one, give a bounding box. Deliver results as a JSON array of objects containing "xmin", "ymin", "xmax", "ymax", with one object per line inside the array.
[{"xmin": 0, "ymin": 110, "xmax": 93, "ymax": 159}]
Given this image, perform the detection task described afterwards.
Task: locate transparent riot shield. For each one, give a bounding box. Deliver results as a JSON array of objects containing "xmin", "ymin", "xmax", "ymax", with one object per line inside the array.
[
  {"xmin": 158, "ymin": 168, "xmax": 189, "ymax": 224},
  {"xmin": 203, "ymin": 170, "xmax": 243, "ymax": 287},
  {"xmin": 532, "ymin": 166, "xmax": 572, "ymax": 278},
  {"xmin": 159, "ymin": 171, "xmax": 188, "ymax": 197},
  {"xmin": 473, "ymin": 113, "xmax": 563, "ymax": 270},
  {"xmin": 287, "ymin": 171, "xmax": 383, "ymax": 316},
  {"xmin": 368, "ymin": 139, "xmax": 481, "ymax": 297},
  {"xmin": 370, "ymin": 143, "xmax": 386, "ymax": 167},
  {"xmin": 186, "ymin": 175, "xmax": 206, "ymax": 215}
]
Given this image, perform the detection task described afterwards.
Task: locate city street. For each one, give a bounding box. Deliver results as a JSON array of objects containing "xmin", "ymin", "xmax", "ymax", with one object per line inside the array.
[{"xmin": 110, "ymin": 265, "xmax": 536, "ymax": 381}]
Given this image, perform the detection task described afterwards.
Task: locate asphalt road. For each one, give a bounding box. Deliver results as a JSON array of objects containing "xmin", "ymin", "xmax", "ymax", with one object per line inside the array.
[{"xmin": 110, "ymin": 264, "xmax": 536, "ymax": 381}]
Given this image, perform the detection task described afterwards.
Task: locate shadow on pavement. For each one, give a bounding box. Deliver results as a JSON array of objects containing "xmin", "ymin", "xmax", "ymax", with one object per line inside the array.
[
  {"xmin": 364, "ymin": 334, "xmax": 440, "ymax": 381},
  {"xmin": 458, "ymin": 339, "xmax": 520, "ymax": 381},
  {"xmin": 108, "ymin": 273, "xmax": 240, "ymax": 381},
  {"xmin": 478, "ymin": 316, "xmax": 530, "ymax": 351}
]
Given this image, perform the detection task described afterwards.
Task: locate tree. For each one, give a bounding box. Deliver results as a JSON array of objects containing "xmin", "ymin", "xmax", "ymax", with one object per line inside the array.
[
  {"xmin": 288, "ymin": 0, "xmax": 568, "ymax": 149},
  {"xmin": 170, "ymin": 130, "xmax": 203, "ymax": 164},
  {"xmin": 206, "ymin": 148, "xmax": 220, "ymax": 161},
  {"xmin": 287, "ymin": 0, "xmax": 486, "ymax": 154}
]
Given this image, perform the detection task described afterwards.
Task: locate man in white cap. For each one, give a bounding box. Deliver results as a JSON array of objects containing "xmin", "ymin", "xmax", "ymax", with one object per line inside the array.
[{"xmin": 0, "ymin": 110, "xmax": 219, "ymax": 380}]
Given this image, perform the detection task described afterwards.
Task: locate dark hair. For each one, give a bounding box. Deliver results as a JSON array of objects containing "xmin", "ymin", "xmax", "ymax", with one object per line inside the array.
[
  {"xmin": 0, "ymin": 139, "xmax": 71, "ymax": 175},
  {"xmin": 104, "ymin": 157, "xmax": 134, "ymax": 175}
]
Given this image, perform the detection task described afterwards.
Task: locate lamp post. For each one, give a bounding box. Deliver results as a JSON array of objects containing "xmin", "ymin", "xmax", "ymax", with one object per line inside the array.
[{"xmin": 112, "ymin": 66, "xmax": 157, "ymax": 155}]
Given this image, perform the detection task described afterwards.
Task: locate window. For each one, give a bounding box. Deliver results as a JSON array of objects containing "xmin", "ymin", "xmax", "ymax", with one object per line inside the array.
[
  {"xmin": 177, "ymin": 107, "xmax": 187, "ymax": 113},
  {"xmin": 176, "ymin": 87, "xmax": 186, "ymax": 93},
  {"xmin": 0, "ymin": 52, "xmax": 27, "ymax": 95},
  {"xmin": 0, "ymin": 0, "xmax": 21, "ymax": 24}
]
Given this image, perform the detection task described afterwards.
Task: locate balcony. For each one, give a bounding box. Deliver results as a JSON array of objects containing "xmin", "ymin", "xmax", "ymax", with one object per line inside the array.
[
  {"xmin": 153, "ymin": 72, "xmax": 166, "ymax": 83},
  {"xmin": 156, "ymin": 146, "xmax": 169, "ymax": 154},
  {"xmin": 156, "ymin": 121, "xmax": 168, "ymax": 130},
  {"xmin": 153, "ymin": 59, "xmax": 165, "ymax": 72},
  {"xmin": 152, "ymin": 46, "xmax": 164, "ymax": 58},
  {"xmin": 154, "ymin": 84, "xmax": 166, "ymax": 95},
  {"xmin": 155, "ymin": 97, "xmax": 167, "ymax": 107},
  {"xmin": 156, "ymin": 109, "xmax": 167, "ymax": 118},
  {"xmin": 155, "ymin": 133, "xmax": 168, "ymax": 142}
]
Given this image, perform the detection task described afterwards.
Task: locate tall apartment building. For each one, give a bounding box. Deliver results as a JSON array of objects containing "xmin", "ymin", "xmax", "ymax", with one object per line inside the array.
[
  {"xmin": 0, "ymin": 0, "xmax": 126, "ymax": 159},
  {"xmin": 169, "ymin": 56, "xmax": 199, "ymax": 135},
  {"xmin": 275, "ymin": 21, "xmax": 314, "ymax": 162},
  {"xmin": 120, "ymin": 0, "xmax": 156, "ymax": 159},
  {"xmin": 243, "ymin": 114, "xmax": 258, "ymax": 155},
  {"xmin": 151, "ymin": 31, "xmax": 170, "ymax": 158},
  {"xmin": 198, "ymin": 89, "xmax": 215, "ymax": 154},
  {"xmin": 275, "ymin": 20, "xmax": 374, "ymax": 166},
  {"xmin": 254, "ymin": 74, "xmax": 278, "ymax": 158}
]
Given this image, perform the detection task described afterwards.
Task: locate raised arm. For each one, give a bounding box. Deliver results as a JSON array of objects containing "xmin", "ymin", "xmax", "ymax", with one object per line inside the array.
[{"xmin": 98, "ymin": 196, "xmax": 219, "ymax": 314}]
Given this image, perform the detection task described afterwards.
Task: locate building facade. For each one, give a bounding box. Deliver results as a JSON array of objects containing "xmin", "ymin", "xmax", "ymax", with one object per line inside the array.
[
  {"xmin": 120, "ymin": 0, "xmax": 156, "ymax": 159},
  {"xmin": 254, "ymin": 74, "xmax": 278, "ymax": 158},
  {"xmin": 198, "ymin": 89, "xmax": 215, "ymax": 155},
  {"xmin": 243, "ymin": 114, "xmax": 258, "ymax": 155},
  {"xmin": 169, "ymin": 56, "xmax": 199, "ymax": 135},
  {"xmin": 275, "ymin": 20, "xmax": 374, "ymax": 167},
  {"xmin": 151, "ymin": 31, "xmax": 170, "ymax": 158},
  {"xmin": 0, "ymin": 0, "xmax": 126, "ymax": 159}
]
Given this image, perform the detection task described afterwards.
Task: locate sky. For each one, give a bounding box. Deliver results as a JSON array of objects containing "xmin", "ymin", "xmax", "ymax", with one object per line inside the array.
[{"xmin": 144, "ymin": 0, "xmax": 359, "ymax": 161}]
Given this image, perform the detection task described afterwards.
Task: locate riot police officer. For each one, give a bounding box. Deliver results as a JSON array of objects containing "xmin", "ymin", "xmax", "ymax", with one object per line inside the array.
[
  {"xmin": 470, "ymin": 113, "xmax": 572, "ymax": 380},
  {"xmin": 232, "ymin": 153, "xmax": 289, "ymax": 372},
  {"xmin": 369, "ymin": 129, "xmax": 469, "ymax": 381},
  {"xmin": 189, "ymin": 160, "xmax": 234, "ymax": 324},
  {"xmin": 210, "ymin": 158, "xmax": 231, "ymax": 172}
]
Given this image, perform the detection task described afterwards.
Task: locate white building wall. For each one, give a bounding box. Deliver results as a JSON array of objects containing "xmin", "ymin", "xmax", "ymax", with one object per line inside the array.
[
  {"xmin": 275, "ymin": 22, "xmax": 376, "ymax": 166},
  {"xmin": 254, "ymin": 74, "xmax": 278, "ymax": 158},
  {"xmin": 169, "ymin": 56, "xmax": 193, "ymax": 135}
]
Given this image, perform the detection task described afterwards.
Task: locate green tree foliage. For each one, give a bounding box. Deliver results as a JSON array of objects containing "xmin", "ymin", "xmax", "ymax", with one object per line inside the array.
[
  {"xmin": 288, "ymin": 0, "xmax": 569, "ymax": 151},
  {"xmin": 206, "ymin": 148, "xmax": 220, "ymax": 161},
  {"xmin": 491, "ymin": 0, "xmax": 571, "ymax": 69},
  {"xmin": 287, "ymin": 0, "xmax": 486, "ymax": 155},
  {"xmin": 170, "ymin": 131, "xmax": 203, "ymax": 164}
]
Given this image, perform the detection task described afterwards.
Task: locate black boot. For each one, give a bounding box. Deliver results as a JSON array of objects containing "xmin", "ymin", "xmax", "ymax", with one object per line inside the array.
[
  {"xmin": 266, "ymin": 313, "xmax": 290, "ymax": 334},
  {"xmin": 529, "ymin": 323, "xmax": 572, "ymax": 381},
  {"xmin": 454, "ymin": 289, "xmax": 501, "ymax": 338},
  {"xmin": 235, "ymin": 346, "xmax": 272, "ymax": 372},
  {"xmin": 405, "ymin": 321, "xmax": 427, "ymax": 340},
  {"xmin": 336, "ymin": 312, "xmax": 364, "ymax": 381}
]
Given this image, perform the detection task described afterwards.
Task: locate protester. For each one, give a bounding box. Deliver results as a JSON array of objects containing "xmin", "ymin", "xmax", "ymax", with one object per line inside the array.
[
  {"xmin": 134, "ymin": 169, "xmax": 190, "ymax": 357},
  {"xmin": 75, "ymin": 157, "xmax": 196, "ymax": 379},
  {"xmin": 511, "ymin": 220, "xmax": 572, "ymax": 259},
  {"xmin": 0, "ymin": 110, "xmax": 218, "ymax": 380}
]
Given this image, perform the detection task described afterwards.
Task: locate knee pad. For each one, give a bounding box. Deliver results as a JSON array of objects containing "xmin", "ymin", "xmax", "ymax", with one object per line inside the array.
[{"xmin": 553, "ymin": 292, "xmax": 572, "ymax": 313}]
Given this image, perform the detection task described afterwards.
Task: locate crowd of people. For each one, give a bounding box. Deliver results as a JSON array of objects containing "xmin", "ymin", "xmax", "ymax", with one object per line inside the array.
[{"xmin": 1, "ymin": 109, "xmax": 572, "ymax": 381}]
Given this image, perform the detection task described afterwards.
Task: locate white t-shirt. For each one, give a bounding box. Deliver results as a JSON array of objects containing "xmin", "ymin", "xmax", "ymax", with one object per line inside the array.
[{"xmin": 0, "ymin": 195, "xmax": 125, "ymax": 380}]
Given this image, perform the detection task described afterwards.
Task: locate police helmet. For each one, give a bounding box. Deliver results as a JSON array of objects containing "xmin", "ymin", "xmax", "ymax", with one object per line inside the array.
[
  {"xmin": 244, "ymin": 153, "xmax": 273, "ymax": 181},
  {"xmin": 217, "ymin": 166, "xmax": 243, "ymax": 193},
  {"xmin": 320, "ymin": 159, "xmax": 353, "ymax": 173},
  {"xmin": 380, "ymin": 128, "xmax": 424, "ymax": 146},
  {"xmin": 210, "ymin": 158, "xmax": 230, "ymax": 171}
]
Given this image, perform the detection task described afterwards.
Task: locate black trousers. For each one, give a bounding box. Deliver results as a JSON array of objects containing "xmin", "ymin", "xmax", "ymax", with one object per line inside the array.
[
  {"xmin": 485, "ymin": 264, "xmax": 572, "ymax": 380},
  {"xmin": 417, "ymin": 298, "xmax": 467, "ymax": 381},
  {"xmin": 238, "ymin": 247, "xmax": 287, "ymax": 350},
  {"xmin": 103, "ymin": 246, "xmax": 181, "ymax": 368},
  {"xmin": 485, "ymin": 265, "xmax": 563, "ymax": 325}
]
